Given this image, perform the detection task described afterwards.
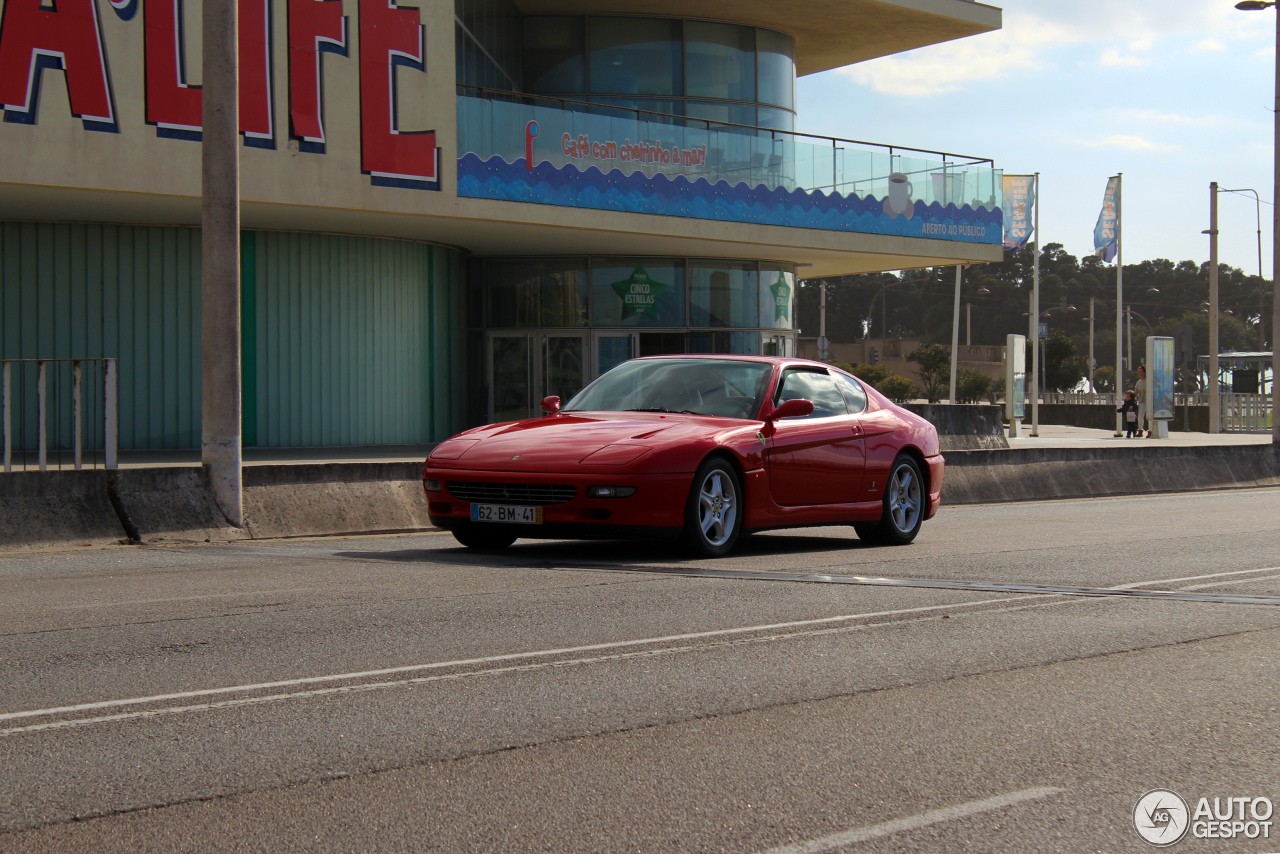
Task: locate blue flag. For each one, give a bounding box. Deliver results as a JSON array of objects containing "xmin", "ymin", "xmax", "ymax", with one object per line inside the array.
[
  {"xmin": 1093, "ymin": 177, "xmax": 1119, "ymax": 263},
  {"xmin": 1002, "ymin": 175, "xmax": 1036, "ymax": 252}
]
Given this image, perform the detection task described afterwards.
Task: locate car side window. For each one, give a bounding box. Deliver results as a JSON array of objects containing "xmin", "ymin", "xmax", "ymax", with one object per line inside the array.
[
  {"xmin": 833, "ymin": 373, "xmax": 868, "ymax": 415},
  {"xmin": 776, "ymin": 370, "xmax": 849, "ymax": 418}
]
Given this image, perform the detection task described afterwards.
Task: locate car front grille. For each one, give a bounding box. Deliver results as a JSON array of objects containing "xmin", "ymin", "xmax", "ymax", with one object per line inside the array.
[{"xmin": 446, "ymin": 482, "xmax": 577, "ymax": 506}]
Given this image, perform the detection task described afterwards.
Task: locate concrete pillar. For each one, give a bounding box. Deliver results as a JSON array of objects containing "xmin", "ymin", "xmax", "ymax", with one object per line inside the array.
[{"xmin": 202, "ymin": 0, "xmax": 243, "ymax": 526}]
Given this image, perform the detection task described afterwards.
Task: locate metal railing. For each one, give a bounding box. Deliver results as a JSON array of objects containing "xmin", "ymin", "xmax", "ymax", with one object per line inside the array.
[
  {"xmin": 1039, "ymin": 391, "xmax": 1273, "ymax": 433},
  {"xmin": 457, "ymin": 86, "xmax": 1002, "ymax": 221},
  {"xmin": 2, "ymin": 359, "xmax": 118, "ymax": 472}
]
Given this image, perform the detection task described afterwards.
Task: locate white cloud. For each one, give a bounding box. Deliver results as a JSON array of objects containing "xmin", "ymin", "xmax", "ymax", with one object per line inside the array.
[
  {"xmin": 835, "ymin": 1, "xmax": 1275, "ymax": 97},
  {"xmin": 1130, "ymin": 110, "xmax": 1209, "ymax": 125},
  {"xmin": 1099, "ymin": 49, "xmax": 1147, "ymax": 68},
  {"xmin": 1079, "ymin": 135, "xmax": 1178, "ymax": 152},
  {"xmin": 836, "ymin": 11, "xmax": 1081, "ymax": 96}
]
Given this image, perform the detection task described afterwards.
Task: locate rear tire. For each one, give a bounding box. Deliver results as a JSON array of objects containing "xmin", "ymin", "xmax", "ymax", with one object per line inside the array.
[
  {"xmin": 682, "ymin": 457, "xmax": 743, "ymax": 558},
  {"xmin": 452, "ymin": 524, "xmax": 517, "ymax": 551},
  {"xmin": 854, "ymin": 455, "xmax": 925, "ymax": 546}
]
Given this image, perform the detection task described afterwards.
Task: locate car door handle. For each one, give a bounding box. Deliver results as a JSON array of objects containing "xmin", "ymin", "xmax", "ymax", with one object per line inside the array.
[{"xmin": 850, "ymin": 424, "xmax": 862, "ymax": 436}]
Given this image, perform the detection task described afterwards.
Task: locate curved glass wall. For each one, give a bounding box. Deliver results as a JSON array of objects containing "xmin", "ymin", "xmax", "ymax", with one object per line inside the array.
[
  {"xmin": 468, "ymin": 255, "xmax": 797, "ymax": 423},
  {"xmin": 521, "ymin": 16, "xmax": 796, "ymax": 133}
]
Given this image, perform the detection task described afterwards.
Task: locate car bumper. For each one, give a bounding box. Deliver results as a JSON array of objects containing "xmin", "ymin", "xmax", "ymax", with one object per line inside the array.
[
  {"xmin": 424, "ymin": 467, "xmax": 693, "ymax": 535},
  {"xmin": 924, "ymin": 453, "xmax": 944, "ymax": 520}
]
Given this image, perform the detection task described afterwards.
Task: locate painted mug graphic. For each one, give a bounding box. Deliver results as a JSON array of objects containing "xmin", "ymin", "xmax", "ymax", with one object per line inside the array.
[{"xmin": 884, "ymin": 171, "xmax": 915, "ymax": 219}]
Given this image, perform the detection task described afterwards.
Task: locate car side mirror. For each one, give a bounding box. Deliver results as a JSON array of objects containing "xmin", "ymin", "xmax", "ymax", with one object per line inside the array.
[
  {"xmin": 541, "ymin": 395, "xmax": 561, "ymax": 415},
  {"xmin": 766, "ymin": 398, "xmax": 814, "ymax": 422}
]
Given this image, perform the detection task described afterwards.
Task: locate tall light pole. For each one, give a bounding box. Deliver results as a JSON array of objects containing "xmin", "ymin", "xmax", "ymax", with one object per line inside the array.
[
  {"xmin": 1209, "ymin": 182, "xmax": 1221, "ymax": 433},
  {"xmin": 1234, "ymin": 1, "xmax": 1280, "ymax": 444},
  {"xmin": 1220, "ymin": 186, "xmax": 1265, "ymax": 348}
]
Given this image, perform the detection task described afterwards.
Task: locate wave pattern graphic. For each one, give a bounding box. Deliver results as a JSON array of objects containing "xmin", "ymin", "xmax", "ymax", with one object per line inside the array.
[{"xmin": 458, "ymin": 153, "xmax": 1002, "ymax": 245}]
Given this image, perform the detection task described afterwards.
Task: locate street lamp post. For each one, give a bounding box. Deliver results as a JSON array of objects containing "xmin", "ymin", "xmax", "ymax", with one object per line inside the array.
[
  {"xmin": 1233, "ymin": 0, "xmax": 1280, "ymax": 444},
  {"xmin": 1219, "ymin": 186, "xmax": 1265, "ymax": 348}
]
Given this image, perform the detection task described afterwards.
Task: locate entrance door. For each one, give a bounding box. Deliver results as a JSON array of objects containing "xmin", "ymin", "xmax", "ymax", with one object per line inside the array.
[
  {"xmin": 490, "ymin": 333, "xmax": 533, "ymax": 423},
  {"xmin": 593, "ymin": 332, "xmax": 638, "ymax": 378},
  {"xmin": 489, "ymin": 332, "xmax": 588, "ymax": 422},
  {"xmin": 543, "ymin": 333, "xmax": 586, "ymax": 405}
]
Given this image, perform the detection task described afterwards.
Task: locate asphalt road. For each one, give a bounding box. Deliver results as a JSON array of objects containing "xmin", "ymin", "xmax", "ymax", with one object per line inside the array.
[{"xmin": 3, "ymin": 489, "xmax": 1280, "ymax": 853}]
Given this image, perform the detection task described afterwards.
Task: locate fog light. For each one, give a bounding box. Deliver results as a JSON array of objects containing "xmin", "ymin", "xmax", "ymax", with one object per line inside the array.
[
  {"xmin": 587, "ymin": 486, "xmax": 636, "ymax": 499},
  {"xmin": 424, "ymin": 478, "xmax": 442, "ymax": 492}
]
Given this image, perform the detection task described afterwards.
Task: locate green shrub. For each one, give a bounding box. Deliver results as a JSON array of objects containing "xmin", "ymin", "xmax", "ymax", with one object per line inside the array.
[
  {"xmin": 836, "ymin": 363, "xmax": 919, "ymax": 404},
  {"xmin": 955, "ymin": 369, "xmax": 994, "ymax": 404}
]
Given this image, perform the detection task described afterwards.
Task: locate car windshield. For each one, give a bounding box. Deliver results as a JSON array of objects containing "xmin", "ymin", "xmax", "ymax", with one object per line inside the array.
[{"xmin": 564, "ymin": 359, "xmax": 773, "ymax": 419}]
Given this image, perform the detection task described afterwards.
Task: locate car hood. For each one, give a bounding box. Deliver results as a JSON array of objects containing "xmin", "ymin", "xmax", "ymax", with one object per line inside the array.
[{"xmin": 429, "ymin": 412, "xmax": 745, "ymax": 471}]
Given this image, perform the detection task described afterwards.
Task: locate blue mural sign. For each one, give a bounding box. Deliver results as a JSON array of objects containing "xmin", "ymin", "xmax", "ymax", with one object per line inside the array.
[{"xmin": 455, "ymin": 98, "xmax": 1003, "ymax": 246}]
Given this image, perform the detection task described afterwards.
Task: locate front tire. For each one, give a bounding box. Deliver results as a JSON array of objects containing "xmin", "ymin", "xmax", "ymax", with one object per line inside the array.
[
  {"xmin": 682, "ymin": 457, "xmax": 743, "ymax": 558},
  {"xmin": 451, "ymin": 524, "xmax": 517, "ymax": 551},
  {"xmin": 854, "ymin": 455, "xmax": 925, "ymax": 546}
]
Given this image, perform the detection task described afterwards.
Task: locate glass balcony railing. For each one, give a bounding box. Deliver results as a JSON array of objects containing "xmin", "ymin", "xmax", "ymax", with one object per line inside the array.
[{"xmin": 456, "ymin": 87, "xmax": 1003, "ymax": 245}]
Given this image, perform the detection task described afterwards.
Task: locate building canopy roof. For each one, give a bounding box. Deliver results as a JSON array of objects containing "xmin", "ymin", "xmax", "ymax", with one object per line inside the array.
[{"xmin": 512, "ymin": 0, "xmax": 1002, "ymax": 76}]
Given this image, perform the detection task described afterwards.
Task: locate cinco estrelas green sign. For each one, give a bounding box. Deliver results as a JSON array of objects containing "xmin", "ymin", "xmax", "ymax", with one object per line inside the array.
[
  {"xmin": 769, "ymin": 274, "xmax": 791, "ymax": 322},
  {"xmin": 611, "ymin": 265, "xmax": 669, "ymax": 321}
]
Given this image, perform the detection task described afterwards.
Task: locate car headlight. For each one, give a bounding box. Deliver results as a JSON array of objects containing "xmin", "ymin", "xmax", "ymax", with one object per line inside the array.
[
  {"xmin": 587, "ymin": 486, "xmax": 637, "ymax": 499},
  {"xmin": 424, "ymin": 478, "xmax": 443, "ymax": 493}
]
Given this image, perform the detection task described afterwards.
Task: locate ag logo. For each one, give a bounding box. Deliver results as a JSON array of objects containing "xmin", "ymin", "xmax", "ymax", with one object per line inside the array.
[{"xmin": 1134, "ymin": 789, "xmax": 1190, "ymax": 846}]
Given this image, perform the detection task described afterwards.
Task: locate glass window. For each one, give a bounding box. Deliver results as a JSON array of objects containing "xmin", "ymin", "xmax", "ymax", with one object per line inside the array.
[
  {"xmin": 524, "ymin": 16, "xmax": 585, "ymax": 93},
  {"xmin": 589, "ymin": 17, "xmax": 683, "ymax": 96},
  {"xmin": 757, "ymin": 29, "xmax": 795, "ymax": 110},
  {"xmin": 776, "ymin": 369, "xmax": 847, "ymax": 418},
  {"xmin": 639, "ymin": 331, "xmax": 685, "ymax": 356},
  {"xmin": 759, "ymin": 268, "xmax": 795, "ymax": 330},
  {"xmin": 756, "ymin": 107, "xmax": 795, "ymax": 135},
  {"xmin": 466, "ymin": 258, "xmax": 485, "ymax": 327},
  {"xmin": 686, "ymin": 100, "xmax": 756, "ymax": 128},
  {"xmin": 730, "ymin": 331, "xmax": 761, "ymax": 355},
  {"xmin": 591, "ymin": 259, "xmax": 685, "ymax": 327},
  {"xmin": 588, "ymin": 97, "xmax": 685, "ymax": 124},
  {"xmin": 685, "ymin": 22, "xmax": 755, "ymax": 102},
  {"xmin": 833, "ymin": 372, "xmax": 868, "ymax": 414},
  {"xmin": 690, "ymin": 261, "xmax": 758, "ymax": 328},
  {"xmin": 487, "ymin": 259, "xmax": 587, "ymax": 328}
]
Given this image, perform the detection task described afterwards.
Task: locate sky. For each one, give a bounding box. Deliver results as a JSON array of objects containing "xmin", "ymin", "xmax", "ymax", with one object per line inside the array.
[{"xmin": 796, "ymin": 0, "xmax": 1279, "ymax": 278}]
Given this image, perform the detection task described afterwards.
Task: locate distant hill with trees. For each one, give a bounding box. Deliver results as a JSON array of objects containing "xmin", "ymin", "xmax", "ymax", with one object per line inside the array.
[{"xmin": 799, "ymin": 243, "xmax": 1268, "ymax": 392}]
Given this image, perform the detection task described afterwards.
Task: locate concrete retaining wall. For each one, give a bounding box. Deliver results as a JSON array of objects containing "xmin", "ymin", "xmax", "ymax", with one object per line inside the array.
[
  {"xmin": 243, "ymin": 463, "xmax": 433, "ymax": 539},
  {"xmin": 3, "ymin": 445, "xmax": 1277, "ymax": 549},
  {"xmin": 902, "ymin": 404, "xmax": 1010, "ymax": 451},
  {"xmin": 0, "ymin": 471, "xmax": 125, "ymax": 549},
  {"xmin": 942, "ymin": 443, "xmax": 1280, "ymax": 505},
  {"xmin": 1036, "ymin": 403, "xmax": 1213, "ymax": 433}
]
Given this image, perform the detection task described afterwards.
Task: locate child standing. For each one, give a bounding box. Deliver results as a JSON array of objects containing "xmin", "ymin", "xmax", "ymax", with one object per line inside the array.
[{"xmin": 1117, "ymin": 390, "xmax": 1140, "ymax": 438}]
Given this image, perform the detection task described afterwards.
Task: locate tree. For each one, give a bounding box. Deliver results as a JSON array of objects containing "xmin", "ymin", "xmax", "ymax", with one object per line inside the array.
[
  {"xmin": 907, "ymin": 343, "xmax": 951, "ymax": 403},
  {"xmin": 955, "ymin": 369, "xmax": 993, "ymax": 404},
  {"xmin": 1042, "ymin": 329, "xmax": 1085, "ymax": 392},
  {"xmin": 837, "ymin": 363, "xmax": 919, "ymax": 404},
  {"xmin": 1093, "ymin": 365, "xmax": 1116, "ymax": 394}
]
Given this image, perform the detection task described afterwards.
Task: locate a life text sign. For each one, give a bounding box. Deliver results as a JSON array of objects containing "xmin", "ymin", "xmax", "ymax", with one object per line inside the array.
[{"xmin": 0, "ymin": 0, "xmax": 439, "ymax": 189}]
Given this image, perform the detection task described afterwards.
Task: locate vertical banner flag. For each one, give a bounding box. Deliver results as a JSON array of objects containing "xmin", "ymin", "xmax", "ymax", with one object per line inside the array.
[
  {"xmin": 1094, "ymin": 177, "xmax": 1119, "ymax": 262},
  {"xmin": 1002, "ymin": 175, "xmax": 1036, "ymax": 252}
]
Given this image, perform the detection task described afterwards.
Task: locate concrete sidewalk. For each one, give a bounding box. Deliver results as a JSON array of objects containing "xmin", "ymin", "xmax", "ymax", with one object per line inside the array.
[{"xmin": 1006, "ymin": 424, "xmax": 1271, "ymax": 450}]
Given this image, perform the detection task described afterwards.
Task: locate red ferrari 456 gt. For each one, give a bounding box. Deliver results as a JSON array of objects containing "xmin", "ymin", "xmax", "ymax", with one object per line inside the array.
[{"xmin": 423, "ymin": 356, "xmax": 944, "ymax": 557}]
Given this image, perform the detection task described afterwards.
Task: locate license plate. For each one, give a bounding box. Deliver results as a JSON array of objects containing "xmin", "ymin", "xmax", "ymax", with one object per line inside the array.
[{"xmin": 470, "ymin": 504, "xmax": 543, "ymax": 524}]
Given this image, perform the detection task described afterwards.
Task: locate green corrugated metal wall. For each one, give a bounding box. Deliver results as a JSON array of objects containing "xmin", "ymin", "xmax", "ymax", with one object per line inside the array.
[
  {"xmin": 0, "ymin": 222, "xmax": 202, "ymax": 450},
  {"xmin": 249, "ymin": 231, "xmax": 465, "ymax": 447},
  {"xmin": 0, "ymin": 222, "xmax": 464, "ymax": 450}
]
